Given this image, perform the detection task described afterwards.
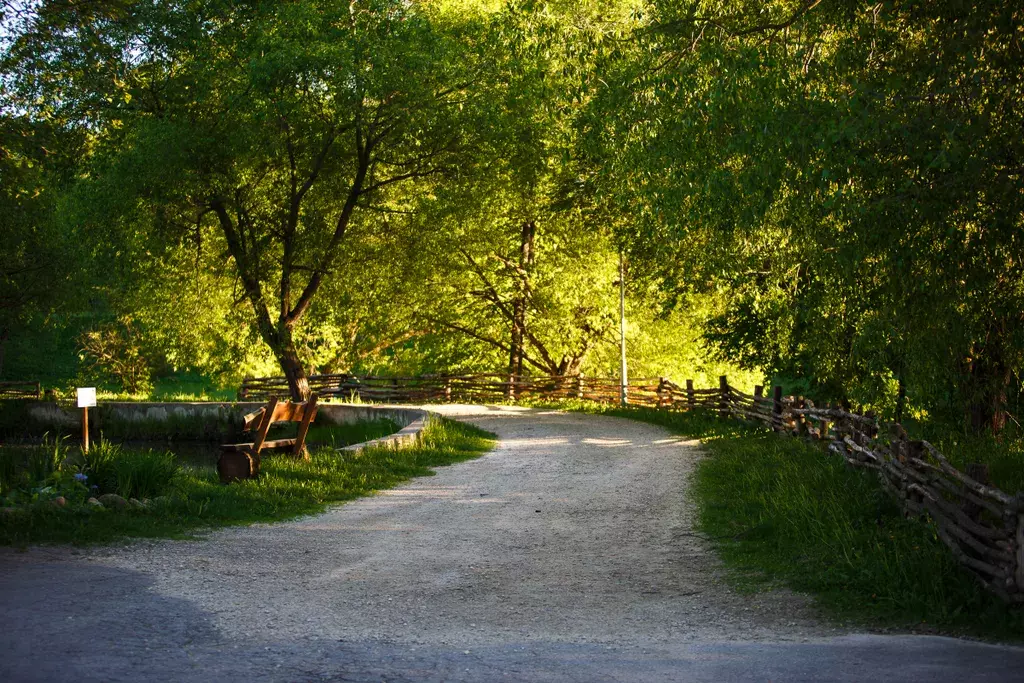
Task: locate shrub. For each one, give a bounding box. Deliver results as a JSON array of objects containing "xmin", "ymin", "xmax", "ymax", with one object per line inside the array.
[
  {"xmin": 85, "ymin": 441, "xmax": 179, "ymax": 500},
  {"xmin": 0, "ymin": 437, "xmax": 67, "ymax": 495},
  {"xmin": 78, "ymin": 317, "xmax": 153, "ymax": 394}
]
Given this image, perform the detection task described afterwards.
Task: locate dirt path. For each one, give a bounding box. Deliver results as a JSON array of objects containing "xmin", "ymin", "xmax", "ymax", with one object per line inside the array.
[{"xmin": 1, "ymin": 405, "xmax": 1022, "ymax": 682}]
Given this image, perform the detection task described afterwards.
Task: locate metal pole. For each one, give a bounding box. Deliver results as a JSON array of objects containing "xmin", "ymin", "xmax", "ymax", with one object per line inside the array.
[{"xmin": 619, "ymin": 250, "xmax": 628, "ymax": 406}]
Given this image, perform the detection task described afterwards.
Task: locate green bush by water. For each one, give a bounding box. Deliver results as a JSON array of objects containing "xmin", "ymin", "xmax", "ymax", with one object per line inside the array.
[
  {"xmin": 83, "ymin": 441, "xmax": 179, "ymax": 500},
  {"xmin": 0, "ymin": 438, "xmax": 67, "ymax": 497}
]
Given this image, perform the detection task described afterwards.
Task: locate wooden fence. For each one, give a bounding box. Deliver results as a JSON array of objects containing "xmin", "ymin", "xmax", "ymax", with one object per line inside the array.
[
  {"xmin": 239, "ymin": 373, "xmax": 667, "ymax": 406},
  {"xmin": 239, "ymin": 372, "xmax": 1024, "ymax": 603},
  {"xmin": 0, "ymin": 381, "xmax": 41, "ymax": 400}
]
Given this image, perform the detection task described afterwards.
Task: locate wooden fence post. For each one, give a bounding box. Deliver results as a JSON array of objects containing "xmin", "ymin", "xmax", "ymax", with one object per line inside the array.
[
  {"xmin": 507, "ymin": 374, "xmax": 516, "ymax": 402},
  {"xmin": 657, "ymin": 377, "xmax": 668, "ymax": 408},
  {"xmin": 772, "ymin": 385, "xmax": 783, "ymax": 431},
  {"xmin": 576, "ymin": 373, "xmax": 584, "ymax": 400},
  {"xmin": 964, "ymin": 463, "xmax": 991, "ymax": 522},
  {"xmin": 754, "ymin": 385, "xmax": 763, "ymax": 399},
  {"xmin": 686, "ymin": 380, "xmax": 695, "ymax": 410},
  {"xmin": 790, "ymin": 396, "xmax": 802, "ymax": 436},
  {"xmin": 718, "ymin": 375, "xmax": 729, "ymax": 419},
  {"xmin": 444, "ymin": 377, "xmax": 452, "ymax": 403}
]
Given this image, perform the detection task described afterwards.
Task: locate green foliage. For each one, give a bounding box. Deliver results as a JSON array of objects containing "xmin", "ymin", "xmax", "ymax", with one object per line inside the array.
[
  {"xmin": 3, "ymin": 0, "xmax": 1018, "ymax": 433},
  {"xmin": 77, "ymin": 317, "xmax": 154, "ymax": 394},
  {"xmin": 583, "ymin": 1, "xmax": 1024, "ymax": 429},
  {"xmin": 83, "ymin": 442, "xmax": 179, "ymax": 500},
  {"xmin": 0, "ymin": 418, "xmax": 494, "ymax": 545},
  {"xmin": 904, "ymin": 420, "xmax": 1024, "ymax": 495},
  {"xmin": 0, "ymin": 438, "xmax": 68, "ymax": 497}
]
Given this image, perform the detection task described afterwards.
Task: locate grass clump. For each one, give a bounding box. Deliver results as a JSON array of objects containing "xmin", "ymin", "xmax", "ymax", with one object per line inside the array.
[
  {"xmin": 0, "ymin": 417, "xmax": 493, "ymax": 545},
  {"xmin": 83, "ymin": 442, "xmax": 179, "ymax": 500},
  {"xmin": 0, "ymin": 438, "xmax": 68, "ymax": 497},
  {"xmin": 545, "ymin": 401, "xmax": 1024, "ymax": 640}
]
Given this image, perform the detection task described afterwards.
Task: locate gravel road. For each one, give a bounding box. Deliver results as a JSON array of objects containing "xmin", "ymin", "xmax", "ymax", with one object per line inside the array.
[{"xmin": 1, "ymin": 405, "xmax": 1022, "ymax": 682}]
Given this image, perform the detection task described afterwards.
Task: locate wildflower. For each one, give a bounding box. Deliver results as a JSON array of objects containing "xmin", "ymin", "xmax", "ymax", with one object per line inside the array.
[
  {"xmin": 91, "ymin": 485, "xmax": 99, "ymax": 491},
  {"xmin": 73, "ymin": 473, "xmax": 88, "ymax": 483}
]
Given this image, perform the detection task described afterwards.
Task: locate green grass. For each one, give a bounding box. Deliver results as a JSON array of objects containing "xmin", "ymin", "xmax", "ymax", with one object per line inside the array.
[
  {"xmin": 902, "ymin": 420, "xmax": 1024, "ymax": 495},
  {"xmin": 0, "ymin": 418, "xmax": 493, "ymax": 545},
  {"xmin": 81, "ymin": 441, "xmax": 180, "ymax": 500},
  {"xmin": 536, "ymin": 400, "xmax": 1024, "ymax": 641}
]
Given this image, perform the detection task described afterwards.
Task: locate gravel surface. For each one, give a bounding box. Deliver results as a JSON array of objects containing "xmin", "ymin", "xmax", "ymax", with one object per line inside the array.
[{"xmin": 2, "ymin": 404, "xmax": 1023, "ymax": 682}]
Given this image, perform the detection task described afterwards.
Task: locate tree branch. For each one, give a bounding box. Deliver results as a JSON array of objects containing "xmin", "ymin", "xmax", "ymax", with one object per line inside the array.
[
  {"xmin": 284, "ymin": 127, "xmax": 369, "ymax": 326},
  {"xmin": 430, "ymin": 318, "xmax": 551, "ymax": 374}
]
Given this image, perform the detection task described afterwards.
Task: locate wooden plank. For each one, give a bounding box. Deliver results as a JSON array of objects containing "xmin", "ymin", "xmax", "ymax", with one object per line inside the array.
[{"xmin": 293, "ymin": 394, "xmax": 319, "ymax": 460}]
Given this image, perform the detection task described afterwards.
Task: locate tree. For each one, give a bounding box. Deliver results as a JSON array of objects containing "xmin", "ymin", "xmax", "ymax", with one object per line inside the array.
[
  {"xmin": 5, "ymin": 0, "xmax": 481, "ymax": 399},
  {"xmin": 583, "ymin": 0, "xmax": 1024, "ymax": 431},
  {"xmin": 0, "ymin": 110, "xmax": 86, "ymax": 378}
]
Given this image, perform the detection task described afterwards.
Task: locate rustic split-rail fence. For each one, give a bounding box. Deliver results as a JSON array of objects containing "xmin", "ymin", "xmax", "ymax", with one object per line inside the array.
[
  {"xmin": 0, "ymin": 381, "xmax": 41, "ymax": 400},
  {"xmin": 241, "ymin": 372, "xmax": 1024, "ymax": 604}
]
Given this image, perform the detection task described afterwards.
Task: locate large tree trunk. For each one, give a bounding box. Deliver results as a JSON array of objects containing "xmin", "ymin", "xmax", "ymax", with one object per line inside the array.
[
  {"xmin": 965, "ymin": 328, "xmax": 1011, "ymax": 435},
  {"xmin": 508, "ymin": 220, "xmax": 536, "ymax": 377},
  {"xmin": 249, "ymin": 303, "xmax": 311, "ymax": 402},
  {"xmin": 277, "ymin": 329, "xmax": 311, "ymax": 402}
]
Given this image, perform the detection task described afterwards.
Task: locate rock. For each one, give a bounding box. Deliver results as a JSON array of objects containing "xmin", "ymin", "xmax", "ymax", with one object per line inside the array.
[
  {"xmin": 128, "ymin": 498, "xmax": 146, "ymax": 510},
  {"xmin": 98, "ymin": 493, "xmax": 128, "ymax": 509},
  {"xmin": 87, "ymin": 497, "xmax": 104, "ymax": 509}
]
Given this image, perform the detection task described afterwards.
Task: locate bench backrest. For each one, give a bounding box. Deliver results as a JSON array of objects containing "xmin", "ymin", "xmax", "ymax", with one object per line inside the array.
[{"xmin": 242, "ymin": 395, "xmax": 319, "ymax": 457}]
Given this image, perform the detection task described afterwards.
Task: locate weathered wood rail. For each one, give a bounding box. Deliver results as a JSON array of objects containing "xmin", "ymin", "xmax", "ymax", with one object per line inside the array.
[
  {"xmin": 239, "ymin": 372, "xmax": 1024, "ymax": 603},
  {"xmin": 239, "ymin": 373, "xmax": 667, "ymax": 406},
  {"xmin": 0, "ymin": 381, "xmax": 41, "ymax": 400}
]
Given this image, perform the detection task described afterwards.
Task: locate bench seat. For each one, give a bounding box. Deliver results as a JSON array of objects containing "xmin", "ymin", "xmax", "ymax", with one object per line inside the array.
[{"xmin": 221, "ymin": 438, "xmax": 298, "ymax": 453}]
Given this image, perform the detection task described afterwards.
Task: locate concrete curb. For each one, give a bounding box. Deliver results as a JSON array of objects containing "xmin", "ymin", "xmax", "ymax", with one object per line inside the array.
[
  {"xmin": 19, "ymin": 400, "xmax": 435, "ymax": 453},
  {"xmin": 339, "ymin": 409, "xmax": 433, "ymax": 455}
]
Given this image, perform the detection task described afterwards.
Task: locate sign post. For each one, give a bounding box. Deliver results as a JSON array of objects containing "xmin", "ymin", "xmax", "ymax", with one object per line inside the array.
[
  {"xmin": 77, "ymin": 388, "xmax": 96, "ymax": 453},
  {"xmin": 618, "ymin": 250, "xmax": 628, "ymax": 406}
]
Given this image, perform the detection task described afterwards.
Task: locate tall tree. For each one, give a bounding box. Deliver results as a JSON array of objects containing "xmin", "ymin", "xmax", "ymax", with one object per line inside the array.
[
  {"xmin": 584, "ymin": 0, "xmax": 1024, "ymax": 430},
  {"xmin": 5, "ymin": 0, "xmax": 480, "ymax": 399}
]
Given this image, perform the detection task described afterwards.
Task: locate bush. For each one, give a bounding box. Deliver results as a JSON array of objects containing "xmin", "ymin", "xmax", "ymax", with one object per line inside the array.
[
  {"xmin": 84, "ymin": 441, "xmax": 179, "ymax": 500},
  {"xmin": 78, "ymin": 317, "xmax": 153, "ymax": 394},
  {"xmin": 0, "ymin": 437, "xmax": 67, "ymax": 495}
]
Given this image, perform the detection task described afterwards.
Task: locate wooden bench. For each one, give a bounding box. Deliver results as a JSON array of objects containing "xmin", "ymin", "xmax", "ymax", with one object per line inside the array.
[{"xmin": 217, "ymin": 395, "xmax": 319, "ymax": 483}]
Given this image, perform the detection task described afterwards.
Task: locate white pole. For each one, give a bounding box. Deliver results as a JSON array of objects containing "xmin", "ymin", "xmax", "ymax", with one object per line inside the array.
[{"xmin": 619, "ymin": 250, "xmax": 628, "ymax": 406}]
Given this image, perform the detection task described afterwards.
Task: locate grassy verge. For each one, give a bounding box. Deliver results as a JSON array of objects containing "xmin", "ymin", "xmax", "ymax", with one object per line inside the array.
[
  {"xmin": 0, "ymin": 418, "xmax": 493, "ymax": 546},
  {"xmin": 533, "ymin": 400, "xmax": 1024, "ymax": 641}
]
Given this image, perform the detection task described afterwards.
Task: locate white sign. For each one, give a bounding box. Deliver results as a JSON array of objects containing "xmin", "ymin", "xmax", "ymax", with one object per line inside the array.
[{"xmin": 77, "ymin": 387, "xmax": 97, "ymax": 408}]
